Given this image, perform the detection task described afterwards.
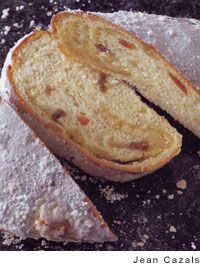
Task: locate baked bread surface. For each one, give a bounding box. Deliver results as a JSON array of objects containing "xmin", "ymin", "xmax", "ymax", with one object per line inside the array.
[
  {"xmin": 0, "ymin": 101, "xmax": 116, "ymax": 242},
  {"xmin": 5, "ymin": 30, "xmax": 182, "ymax": 181},
  {"xmin": 51, "ymin": 11, "xmax": 200, "ymax": 139}
]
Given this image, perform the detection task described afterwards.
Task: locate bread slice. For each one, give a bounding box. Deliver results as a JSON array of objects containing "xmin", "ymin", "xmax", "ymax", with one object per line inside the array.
[
  {"xmin": 51, "ymin": 11, "xmax": 200, "ymax": 139},
  {"xmin": 2, "ymin": 30, "xmax": 181, "ymax": 182},
  {"xmin": 99, "ymin": 11, "xmax": 200, "ymax": 91},
  {"xmin": 0, "ymin": 101, "xmax": 116, "ymax": 242}
]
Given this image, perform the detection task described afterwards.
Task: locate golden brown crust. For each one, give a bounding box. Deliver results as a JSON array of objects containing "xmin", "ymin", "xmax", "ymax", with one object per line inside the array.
[
  {"xmin": 7, "ymin": 30, "xmax": 181, "ymax": 181},
  {"xmin": 51, "ymin": 11, "xmax": 200, "ymax": 98}
]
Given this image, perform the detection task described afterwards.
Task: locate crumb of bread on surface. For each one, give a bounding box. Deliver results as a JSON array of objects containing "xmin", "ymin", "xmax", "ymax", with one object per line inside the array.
[
  {"xmin": 16, "ymin": 5, "xmax": 24, "ymax": 11},
  {"xmin": 29, "ymin": 20, "xmax": 35, "ymax": 28},
  {"xmin": 35, "ymin": 25, "xmax": 42, "ymax": 31},
  {"xmin": 162, "ymin": 189, "xmax": 167, "ymax": 194},
  {"xmin": 177, "ymin": 190, "xmax": 183, "ymax": 195},
  {"xmin": 143, "ymin": 234, "xmax": 149, "ymax": 240},
  {"xmin": 13, "ymin": 22, "xmax": 20, "ymax": 28},
  {"xmin": 168, "ymin": 194, "xmax": 174, "ymax": 200},
  {"xmin": 169, "ymin": 226, "xmax": 177, "ymax": 233},
  {"xmin": 133, "ymin": 234, "xmax": 149, "ymax": 248},
  {"xmin": 4, "ymin": 26, "xmax": 11, "ymax": 35},
  {"xmin": 143, "ymin": 199, "xmax": 151, "ymax": 206},
  {"xmin": 2, "ymin": 232, "xmax": 23, "ymax": 248},
  {"xmin": 41, "ymin": 239, "xmax": 48, "ymax": 247},
  {"xmin": 1, "ymin": 8, "xmax": 9, "ymax": 19},
  {"xmin": 113, "ymin": 220, "xmax": 122, "ymax": 225},
  {"xmin": 191, "ymin": 242, "xmax": 197, "ymax": 250},
  {"xmin": 137, "ymin": 241, "xmax": 145, "ymax": 247},
  {"xmin": 176, "ymin": 179, "xmax": 187, "ymax": 190},
  {"xmin": 99, "ymin": 185, "xmax": 128, "ymax": 203}
]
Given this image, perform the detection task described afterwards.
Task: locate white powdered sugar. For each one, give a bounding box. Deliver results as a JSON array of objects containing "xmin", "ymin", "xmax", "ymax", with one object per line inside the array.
[
  {"xmin": 1, "ymin": 9, "xmax": 200, "ymax": 247},
  {"xmin": 29, "ymin": 20, "xmax": 35, "ymax": 28},
  {"xmin": 98, "ymin": 11, "xmax": 200, "ymax": 90},
  {"xmin": 1, "ymin": 8, "xmax": 9, "ymax": 19},
  {"xmin": 15, "ymin": 5, "xmax": 24, "ymax": 11},
  {"xmin": 3, "ymin": 25, "xmax": 11, "ymax": 35},
  {"xmin": 99, "ymin": 185, "xmax": 128, "ymax": 203},
  {"xmin": 0, "ymin": 102, "xmax": 114, "ymax": 243}
]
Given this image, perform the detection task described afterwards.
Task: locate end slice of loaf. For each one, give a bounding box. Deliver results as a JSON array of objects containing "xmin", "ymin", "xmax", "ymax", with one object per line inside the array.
[
  {"xmin": 51, "ymin": 11, "xmax": 200, "ymax": 139},
  {"xmin": 0, "ymin": 101, "xmax": 116, "ymax": 242},
  {"xmin": 3, "ymin": 30, "xmax": 181, "ymax": 182}
]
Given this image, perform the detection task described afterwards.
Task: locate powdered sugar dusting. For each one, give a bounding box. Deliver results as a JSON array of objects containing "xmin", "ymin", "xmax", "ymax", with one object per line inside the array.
[
  {"xmin": 99, "ymin": 11, "xmax": 200, "ymax": 90},
  {"xmin": 1, "ymin": 8, "xmax": 9, "ymax": 20},
  {"xmin": 1, "ymin": 8, "xmax": 200, "ymax": 250},
  {"xmin": 0, "ymin": 102, "xmax": 114, "ymax": 243},
  {"xmin": 99, "ymin": 185, "xmax": 128, "ymax": 203}
]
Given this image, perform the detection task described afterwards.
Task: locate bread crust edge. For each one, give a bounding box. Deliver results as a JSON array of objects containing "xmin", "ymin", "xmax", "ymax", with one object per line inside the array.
[
  {"xmin": 5, "ymin": 30, "xmax": 181, "ymax": 182},
  {"xmin": 51, "ymin": 11, "xmax": 200, "ymax": 98}
]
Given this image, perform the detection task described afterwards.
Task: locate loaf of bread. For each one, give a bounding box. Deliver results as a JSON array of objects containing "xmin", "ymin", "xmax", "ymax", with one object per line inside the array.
[
  {"xmin": 0, "ymin": 101, "xmax": 116, "ymax": 242},
  {"xmin": 51, "ymin": 11, "xmax": 200, "ymax": 139},
  {"xmin": 1, "ymin": 30, "xmax": 181, "ymax": 182}
]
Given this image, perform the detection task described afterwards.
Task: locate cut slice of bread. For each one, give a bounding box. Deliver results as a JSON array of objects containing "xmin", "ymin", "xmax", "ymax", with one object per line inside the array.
[
  {"xmin": 2, "ymin": 30, "xmax": 181, "ymax": 182},
  {"xmin": 99, "ymin": 11, "xmax": 200, "ymax": 91},
  {"xmin": 51, "ymin": 11, "xmax": 200, "ymax": 139},
  {"xmin": 0, "ymin": 101, "xmax": 116, "ymax": 242}
]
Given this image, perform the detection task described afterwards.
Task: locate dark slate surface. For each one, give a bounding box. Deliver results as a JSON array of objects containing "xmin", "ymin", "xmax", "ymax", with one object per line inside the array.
[{"xmin": 0, "ymin": 0, "xmax": 200, "ymax": 251}]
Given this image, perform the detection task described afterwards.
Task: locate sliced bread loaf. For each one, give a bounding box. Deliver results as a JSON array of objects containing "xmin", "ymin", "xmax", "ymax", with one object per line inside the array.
[
  {"xmin": 2, "ymin": 30, "xmax": 181, "ymax": 182},
  {"xmin": 0, "ymin": 101, "xmax": 116, "ymax": 242},
  {"xmin": 51, "ymin": 11, "xmax": 200, "ymax": 139}
]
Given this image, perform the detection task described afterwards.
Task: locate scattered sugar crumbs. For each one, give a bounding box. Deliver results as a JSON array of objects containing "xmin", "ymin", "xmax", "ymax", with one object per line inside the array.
[
  {"xmin": 41, "ymin": 239, "xmax": 51, "ymax": 249},
  {"xmin": 74, "ymin": 173, "xmax": 97, "ymax": 184},
  {"xmin": 113, "ymin": 220, "xmax": 122, "ymax": 225},
  {"xmin": 16, "ymin": 5, "xmax": 24, "ymax": 11},
  {"xmin": 162, "ymin": 189, "xmax": 167, "ymax": 194},
  {"xmin": 131, "ymin": 234, "xmax": 149, "ymax": 248},
  {"xmin": 1, "ymin": 233, "xmax": 52, "ymax": 250},
  {"xmin": 2, "ymin": 232, "xmax": 24, "ymax": 249},
  {"xmin": 169, "ymin": 225, "xmax": 177, "ymax": 233},
  {"xmin": 29, "ymin": 20, "xmax": 35, "ymax": 28},
  {"xmin": 177, "ymin": 190, "xmax": 183, "ymax": 195},
  {"xmin": 1, "ymin": 8, "xmax": 9, "ymax": 19},
  {"xmin": 62, "ymin": 162, "xmax": 97, "ymax": 184},
  {"xmin": 176, "ymin": 179, "xmax": 187, "ymax": 190},
  {"xmin": 191, "ymin": 242, "xmax": 197, "ymax": 250},
  {"xmin": 168, "ymin": 194, "xmax": 174, "ymax": 200},
  {"xmin": 99, "ymin": 185, "xmax": 128, "ymax": 203},
  {"xmin": 3, "ymin": 26, "xmax": 11, "ymax": 35}
]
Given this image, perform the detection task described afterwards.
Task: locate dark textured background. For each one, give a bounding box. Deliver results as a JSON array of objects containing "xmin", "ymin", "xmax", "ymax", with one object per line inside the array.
[{"xmin": 0, "ymin": 0, "xmax": 200, "ymax": 251}]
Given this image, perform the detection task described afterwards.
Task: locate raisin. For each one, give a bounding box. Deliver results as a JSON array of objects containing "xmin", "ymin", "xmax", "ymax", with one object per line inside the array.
[
  {"xmin": 95, "ymin": 43, "xmax": 109, "ymax": 53},
  {"xmin": 52, "ymin": 109, "xmax": 66, "ymax": 122},
  {"xmin": 168, "ymin": 72, "xmax": 188, "ymax": 95},
  {"xmin": 77, "ymin": 115, "xmax": 90, "ymax": 126},
  {"xmin": 119, "ymin": 39, "xmax": 136, "ymax": 49},
  {"xmin": 99, "ymin": 73, "xmax": 108, "ymax": 92}
]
